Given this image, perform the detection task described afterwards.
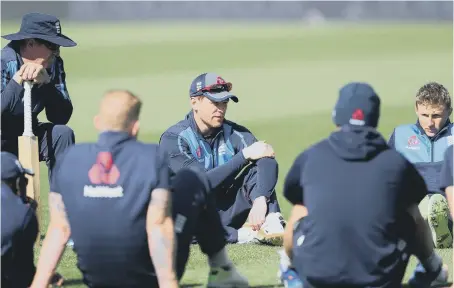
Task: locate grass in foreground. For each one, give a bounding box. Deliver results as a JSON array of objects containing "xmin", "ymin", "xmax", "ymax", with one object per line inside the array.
[{"xmin": 38, "ymin": 244, "xmax": 454, "ymax": 288}]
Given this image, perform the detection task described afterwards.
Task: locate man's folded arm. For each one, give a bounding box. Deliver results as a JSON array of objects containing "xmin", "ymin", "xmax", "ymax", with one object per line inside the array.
[{"xmin": 160, "ymin": 132, "xmax": 248, "ymax": 189}]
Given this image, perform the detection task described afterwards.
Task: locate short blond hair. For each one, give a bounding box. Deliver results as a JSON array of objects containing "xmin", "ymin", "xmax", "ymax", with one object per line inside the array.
[
  {"xmin": 99, "ymin": 89, "xmax": 142, "ymax": 130},
  {"xmin": 416, "ymin": 82, "xmax": 452, "ymax": 111}
]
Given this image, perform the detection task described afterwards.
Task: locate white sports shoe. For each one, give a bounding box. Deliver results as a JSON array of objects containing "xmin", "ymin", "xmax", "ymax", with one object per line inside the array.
[
  {"xmin": 237, "ymin": 226, "xmax": 259, "ymax": 244},
  {"xmin": 207, "ymin": 264, "xmax": 249, "ymax": 288},
  {"xmin": 254, "ymin": 212, "xmax": 286, "ymax": 246}
]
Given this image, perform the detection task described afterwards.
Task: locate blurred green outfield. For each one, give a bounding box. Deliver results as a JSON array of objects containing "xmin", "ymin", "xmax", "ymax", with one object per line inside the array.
[{"xmin": 1, "ymin": 21, "xmax": 453, "ymax": 287}]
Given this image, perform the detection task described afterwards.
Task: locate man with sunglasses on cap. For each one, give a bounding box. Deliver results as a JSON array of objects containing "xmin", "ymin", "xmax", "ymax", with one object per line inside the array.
[
  {"xmin": 1, "ymin": 13, "xmax": 77, "ymax": 194},
  {"xmin": 160, "ymin": 72, "xmax": 286, "ymax": 245},
  {"xmin": 1, "ymin": 151, "xmax": 64, "ymax": 288},
  {"xmin": 30, "ymin": 89, "xmax": 248, "ymax": 288}
]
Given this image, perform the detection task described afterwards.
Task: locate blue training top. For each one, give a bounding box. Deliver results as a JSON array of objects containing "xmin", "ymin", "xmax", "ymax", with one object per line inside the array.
[
  {"xmin": 159, "ymin": 111, "xmax": 278, "ymax": 200},
  {"xmin": 388, "ymin": 120, "xmax": 453, "ymax": 194}
]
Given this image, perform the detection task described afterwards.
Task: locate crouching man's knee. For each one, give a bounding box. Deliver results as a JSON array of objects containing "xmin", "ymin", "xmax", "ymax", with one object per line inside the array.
[
  {"xmin": 172, "ymin": 168, "xmax": 210, "ymax": 205},
  {"xmin": 52, "ymin": 125, "xmax": 75, "ymax": 150}
]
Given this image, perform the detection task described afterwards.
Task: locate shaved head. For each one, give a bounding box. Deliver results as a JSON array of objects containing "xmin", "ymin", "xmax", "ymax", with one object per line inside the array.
[{"xmin": 95, "ymin": 89, "xmax": 142, "ymax": 134}]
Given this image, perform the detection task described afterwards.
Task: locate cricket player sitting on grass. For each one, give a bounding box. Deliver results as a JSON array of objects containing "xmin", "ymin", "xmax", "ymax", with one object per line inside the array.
[
  {"xmin": 1, "ymin": 152, "xmax": 64, "ymax": 288},
  {"xmin": 160, "ymin": 72, "xmax": 286, "ymax": 245},
  {"xmin": 388, "ymin": 82, "xmax": 453, "ymax": 249},
  {"xmin": 276, "ymin": 82, "xmax": 448, "ymax": 288},
  {"xmin": 1, "ymin": 12, "xmax": 76, "ymax": 190},
  {"xmin": 30, "ymin": 90, "xmax": 249, "ymax": 288}
]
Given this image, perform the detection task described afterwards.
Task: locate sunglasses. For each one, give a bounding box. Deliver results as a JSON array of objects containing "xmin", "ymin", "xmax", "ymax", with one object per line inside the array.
[
  {"xmin": 35, "ymin": 39, "xmax": 60, "ymax": 52},
  {"xmin": 193, "ymin": 83, "xmax": 232, "ymax": 96}
]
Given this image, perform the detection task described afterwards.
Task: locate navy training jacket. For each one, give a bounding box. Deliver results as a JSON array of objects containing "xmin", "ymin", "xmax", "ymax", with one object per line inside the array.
[
  {"xmin": 159, "ymin": 111, "xmax": 278, "ymax": 200},
  {"xmin": 1, "ymin": 43, "xmax": 73, "ymax": 140}
]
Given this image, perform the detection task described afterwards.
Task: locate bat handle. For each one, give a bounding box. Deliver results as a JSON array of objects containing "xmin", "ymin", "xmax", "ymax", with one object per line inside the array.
[{"xmin": 23, "ymin": 81, "xmax": 34, "ymax": 137}]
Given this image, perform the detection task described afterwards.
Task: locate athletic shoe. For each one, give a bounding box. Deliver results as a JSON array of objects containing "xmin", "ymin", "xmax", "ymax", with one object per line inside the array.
[
  {"xmin": 276, "ymin": 249, "xmax": 303, "ymax": 288},
  {"xmin": 428, "ymin": 194, "xmax": 452, "ymax": 248},
  {"xmin": 408, "ymin": 262, "xmax": 449, "ymax": 287},
  {"xmin": 278, "ymin": 266, "xmax": 303, "ymax": 288},
  {"xmin": 237, "ymin": 226, "xmax": 259, "ymax": 244},
  {"xmin": 255, "ymin": 212, "xmax": 286, "ymax": 246},
  {"xmin": 207, "ymin": 264, "xmax": 249, "ymax": 288}
]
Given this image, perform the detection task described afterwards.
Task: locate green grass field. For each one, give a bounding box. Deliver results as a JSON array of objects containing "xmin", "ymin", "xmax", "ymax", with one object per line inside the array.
[{"xmin": 1, "ymin": 21, "xmax": 453, "ymax": 287}]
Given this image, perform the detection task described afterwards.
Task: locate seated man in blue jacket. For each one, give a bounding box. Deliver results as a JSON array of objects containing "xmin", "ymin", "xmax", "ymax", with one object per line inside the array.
[
  {"xmin": 388, "ymin": 82, "xmax": 453, "ymax": 248},
  {"xmin": 160, "ymin": 72, "xmax": 286, "ymax": 245},
  {"xmin": 1, "ymin": 13, "xmax": 76, "ymax": 190}
]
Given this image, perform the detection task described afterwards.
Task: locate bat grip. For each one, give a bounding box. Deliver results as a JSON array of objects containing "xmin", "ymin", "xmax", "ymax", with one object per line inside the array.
[{"xmin": 23, "ymin": 81, "xmax": 34, "ymax": 137}]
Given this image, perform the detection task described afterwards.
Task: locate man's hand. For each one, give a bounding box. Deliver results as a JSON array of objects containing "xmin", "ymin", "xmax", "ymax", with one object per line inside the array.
[
  {"xmin": 14, "ymin": 63, "xmax": 50, "ymax": 85},
  {"xmin": 248, "ymin": 196, "xmax": 267, "ymax": 231},
  {"xmin": 242, "ymin": 141, "xmax": 275, "ymax": 161}
]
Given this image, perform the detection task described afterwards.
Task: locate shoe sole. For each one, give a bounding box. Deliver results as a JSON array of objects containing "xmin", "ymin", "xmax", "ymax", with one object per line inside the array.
[
  {"xmin": 255, "ymin": 231, "xmax": 284, "ymax": 246},
  {"xmin": 428, "ymin": 194, "xmax": 452, "ymax": 248}
]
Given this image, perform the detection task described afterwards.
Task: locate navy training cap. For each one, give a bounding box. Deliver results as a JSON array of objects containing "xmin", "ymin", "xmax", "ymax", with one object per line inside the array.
[
  {"xmin": 1, "ymin": 152, "xmax": 34, "ymax": 180},
  {"xmin": 189, "ymin": 72, "xmax": 238, "ymax": 103},
  {"xmin": 332, "ymin": 82, "xmax": 381, "ymax": 128},
  {"xmin": 2, "ymin": 12, "xmax": 77, "ymax": 47}
]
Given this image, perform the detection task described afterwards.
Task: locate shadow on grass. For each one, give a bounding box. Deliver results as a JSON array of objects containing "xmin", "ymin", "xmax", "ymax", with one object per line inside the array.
[
  {"xmin": 181, "ymin": 284, "xmax": 203, "ymax": 288},
  {"xmin": 61, "ymin": 279, "xmax": 84, "ymax": 286}
]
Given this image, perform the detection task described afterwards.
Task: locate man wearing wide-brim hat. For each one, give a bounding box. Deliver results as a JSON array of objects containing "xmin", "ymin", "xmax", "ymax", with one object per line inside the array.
[{"xmin": 1, "ymin": 13, "xmax": 76, "ymax": 206}]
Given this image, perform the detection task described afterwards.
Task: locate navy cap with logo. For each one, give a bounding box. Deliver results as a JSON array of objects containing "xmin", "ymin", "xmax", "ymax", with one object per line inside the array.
[
  {"xmin": 189, "ymin": 72, "xmax": 238, "ymax": 103},
  {"xmin": 332, "ymin": 82, "xmax": 380, "ymax": 128},
  {"xmin": 2, "ymin": 12, "xmax": 76, "ymax": 47},
  {"xmin": 1, "ymin": 152, "xmax": 34, "ymax": 180}
]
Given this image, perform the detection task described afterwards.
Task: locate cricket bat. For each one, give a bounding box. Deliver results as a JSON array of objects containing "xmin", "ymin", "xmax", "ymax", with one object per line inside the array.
[{"xmin": 18, "ymin": 81, "xmax": 41, "ymax": 224}]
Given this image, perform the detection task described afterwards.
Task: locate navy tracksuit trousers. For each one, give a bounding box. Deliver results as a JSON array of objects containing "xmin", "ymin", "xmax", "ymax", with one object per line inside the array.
[
  {"xmin": 1, "ymin": 122, "xmax": 75, "ymax": 186},
  {"xmin": 214, "ymin": 164, "xmax": 281, "ymax": 243}
]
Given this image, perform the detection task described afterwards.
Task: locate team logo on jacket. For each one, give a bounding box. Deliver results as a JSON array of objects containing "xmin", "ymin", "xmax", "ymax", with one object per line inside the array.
[
  {"xmin": 216, "ymin": 76, "xmax": 226, "ymax": 84},
  {"xmin": 405, "ymin": 135, "xmax": 420, "ymax": 150},
  {"xmin": 196, "ymin": 146, "xmax": 202, "ymax": 159},
  {"xmin": 85, "ymin": 152, "xmax": 123, "ymax": 198},
  {"xmin": 349, "ymin": 109, "xmax": 365, "ymax": 126},
  {"xmin": 88, "ymin": 152, "xmax": 120, "ymax": 185},
  {"xmin": 448, "ymin": 136, "xmax": 453, "ymax": 146}
]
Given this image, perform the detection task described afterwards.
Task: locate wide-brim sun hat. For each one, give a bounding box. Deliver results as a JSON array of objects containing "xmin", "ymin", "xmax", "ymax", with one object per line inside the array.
[{"xmin": 2, "ymin": 12, "xmax": 77, "ymax": 47}]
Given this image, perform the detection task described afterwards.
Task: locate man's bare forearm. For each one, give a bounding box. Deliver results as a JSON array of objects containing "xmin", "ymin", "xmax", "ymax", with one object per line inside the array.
[
  {"xmin": 30, "ymin": 224, "xmax": 69, "ymax": 287},
  {"xmin": 148, "ymin": 217, "xmax": 177, "ymax": 285},
  {"xmin": 31, "ymin": 192, "xmax": 71, "ymax": 288},
  {"xmin": 284, "ymin": 205, "xmax": 308, "ymax": 259},
  {"xmin": 147, "ymin": 188, "xmax": 178, "ymax": 287}
]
